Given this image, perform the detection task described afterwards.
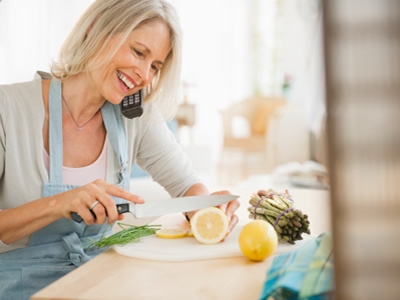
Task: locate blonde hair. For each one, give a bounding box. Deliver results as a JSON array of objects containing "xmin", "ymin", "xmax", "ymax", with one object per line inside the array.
[{"xmin": 51, "ymin": 0, "xmax": 182, "ymax": 119}]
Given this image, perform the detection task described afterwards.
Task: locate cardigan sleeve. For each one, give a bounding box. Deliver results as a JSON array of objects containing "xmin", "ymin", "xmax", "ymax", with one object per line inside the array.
[
  {"xmin": 129, "ymin": 104, "xmax": 202, "ymax": 198},
  {"xmin": 0, "ymin": 90, "xmax": 5, "ymax": 181}
]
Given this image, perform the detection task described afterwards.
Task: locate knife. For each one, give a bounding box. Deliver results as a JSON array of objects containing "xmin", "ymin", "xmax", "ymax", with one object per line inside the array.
[{"xmin": 71, "ymin": 194, "xmax": 238, "ymax": 223}]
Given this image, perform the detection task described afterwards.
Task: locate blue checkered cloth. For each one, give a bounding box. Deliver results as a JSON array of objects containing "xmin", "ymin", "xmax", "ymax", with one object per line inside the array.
[{"xmin": 259, "ymin": 232, "xmax": 334, "ymax": 300}]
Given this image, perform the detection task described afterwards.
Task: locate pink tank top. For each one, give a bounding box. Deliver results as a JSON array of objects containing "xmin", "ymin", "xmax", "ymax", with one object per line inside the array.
[{"xmin": 43, "ymin": 138, "xmax": 107, "ymax": 186}]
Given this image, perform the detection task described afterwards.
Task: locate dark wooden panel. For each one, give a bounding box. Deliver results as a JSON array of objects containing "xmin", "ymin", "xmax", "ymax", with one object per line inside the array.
[{"xmin": 323, "ymin": 0, "xmax": 400, "ymax": 299}]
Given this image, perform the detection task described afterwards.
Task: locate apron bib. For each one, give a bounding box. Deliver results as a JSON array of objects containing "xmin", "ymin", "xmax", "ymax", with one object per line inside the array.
[{"xmin": 0, "ymin": 79, "xmax": 130, "ymax": 300}]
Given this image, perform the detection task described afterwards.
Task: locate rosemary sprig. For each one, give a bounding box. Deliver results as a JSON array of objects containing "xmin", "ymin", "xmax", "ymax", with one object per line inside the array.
[{"xmin": 87, "ymin": 223, "xmax": 162, "ymax": 249}]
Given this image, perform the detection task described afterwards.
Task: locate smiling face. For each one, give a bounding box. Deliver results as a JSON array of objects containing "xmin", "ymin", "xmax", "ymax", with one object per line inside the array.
[{"xmin": 88, "ymin": 19, "xmax": 172, "ymax": 104}]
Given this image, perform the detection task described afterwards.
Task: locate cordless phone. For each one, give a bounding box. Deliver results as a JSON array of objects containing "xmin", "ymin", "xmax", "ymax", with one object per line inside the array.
[{"xmin": 120, "ymin": 90, "xmax": 143, "ymax": 119}]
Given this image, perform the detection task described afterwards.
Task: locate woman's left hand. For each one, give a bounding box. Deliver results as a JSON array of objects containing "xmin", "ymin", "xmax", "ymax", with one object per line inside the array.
[
  {"xmin": 183, "ymin": 184, "xmax": 241, "ymax": 236},
  {"xmin": 211, "ymin": 190, "xmax": 241, "ymax": 234}
]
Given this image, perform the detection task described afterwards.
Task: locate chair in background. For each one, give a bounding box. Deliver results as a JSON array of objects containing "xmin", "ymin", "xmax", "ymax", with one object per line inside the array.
[{"xmin": 219, "ymin": 96, "xmax": 286, "ymax": 181}]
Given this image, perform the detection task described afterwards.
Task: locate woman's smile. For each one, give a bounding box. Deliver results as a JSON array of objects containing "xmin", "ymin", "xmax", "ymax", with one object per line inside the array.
[
  {"xmin": 90, "ymin": 20, "xmax": 171, "ymax": 105},
  {"xmin": 117, "ymin": 70, "xmax": 136, "ymax": 91}
]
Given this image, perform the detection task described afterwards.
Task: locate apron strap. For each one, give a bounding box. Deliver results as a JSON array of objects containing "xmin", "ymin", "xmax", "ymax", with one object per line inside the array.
[
  {"xmin": 101, "ymin": 102, "xmax": 129, "ymax": 183},
  {"xmin": 48, "ymin": 79, "xmax": 63, "ymax": 184}
]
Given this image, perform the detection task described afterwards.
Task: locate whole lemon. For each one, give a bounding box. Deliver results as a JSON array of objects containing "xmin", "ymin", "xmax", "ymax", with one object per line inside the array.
[{"xmin": 238, "ymin": 220, "xmax": 278, "ymax": 261}]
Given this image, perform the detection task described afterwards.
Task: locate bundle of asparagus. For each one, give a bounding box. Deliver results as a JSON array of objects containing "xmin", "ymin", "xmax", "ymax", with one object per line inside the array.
[{"xmin": 247, "ymin": 189, "xmax": 310, "ymax": 244}]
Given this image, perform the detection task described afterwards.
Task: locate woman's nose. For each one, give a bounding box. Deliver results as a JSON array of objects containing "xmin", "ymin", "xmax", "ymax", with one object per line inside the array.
[{"xmin": 137, "ymin": 62, "xmax": 152, "ymax": 86}]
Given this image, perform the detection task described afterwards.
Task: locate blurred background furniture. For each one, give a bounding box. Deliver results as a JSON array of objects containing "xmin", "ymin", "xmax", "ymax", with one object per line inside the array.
[
  {"xmin": 218, "ymin": 96, "xmax": 286, "ymax": 180},
  {"xmin": 175, "ymin": 92, "xmax": 196, "ymax": 145},
  {"xmin": 264, "ymin": 103, "xmax": 312, "ymax": 172},
  {"xmin": 175, "ymin": 102, "xmax": 196, "ymax": 128}
]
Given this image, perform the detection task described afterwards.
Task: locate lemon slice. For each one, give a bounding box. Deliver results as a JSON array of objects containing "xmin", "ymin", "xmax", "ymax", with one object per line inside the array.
[
  {"xmin": 190, "ymin": 207, "xmax": 229, "ymax": 244},
  {"xmin": 187, "ymin": 228, "xmax": 194, "ymax": 237},
  {"xmin": 155, "ymin": 228, "xmax": 188, "ymax": 239}
]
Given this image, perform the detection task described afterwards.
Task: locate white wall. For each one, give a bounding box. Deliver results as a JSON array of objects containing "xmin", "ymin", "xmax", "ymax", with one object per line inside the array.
[
  {"xmin": 265, "ymin": 0, "xmax": 325, "ymax": 169},
  {"xmin": 0, "ymin": 0, "xmax": 326, "ymax": 173},
  {"xmin": 281, "ymin": 0, "xmax": 325, "ymax": 134},
  {"xmin": 171, "ymin": 0, "xmax": 326, "ymax": 169},
  {"xmin": 0, "ymin": 0, "xmax": 94, "ymax": 83}
]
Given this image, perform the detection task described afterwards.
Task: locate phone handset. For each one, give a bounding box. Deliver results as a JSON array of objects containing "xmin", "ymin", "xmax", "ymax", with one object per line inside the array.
[{"xmin": 120, "ymin": 90, "xmax": 143, "ymax": 119}]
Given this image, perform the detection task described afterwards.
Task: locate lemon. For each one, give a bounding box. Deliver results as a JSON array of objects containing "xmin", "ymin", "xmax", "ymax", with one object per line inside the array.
[
  {"xmin": 155, "ymin": 228, "xmax": 188, "ymax": 239},
  {"xmin": 238, "ymin": 220, "xmax": 278, "ymax": 261},
  {"xmin": 190, "ymin": 207, "xmax": 229, "ymax": 244}
]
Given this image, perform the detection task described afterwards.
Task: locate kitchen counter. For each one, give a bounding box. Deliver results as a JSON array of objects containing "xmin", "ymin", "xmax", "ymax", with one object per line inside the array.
[{"xmin": 31, "ymin": 183, "xmax": 331, "ymax": 300}]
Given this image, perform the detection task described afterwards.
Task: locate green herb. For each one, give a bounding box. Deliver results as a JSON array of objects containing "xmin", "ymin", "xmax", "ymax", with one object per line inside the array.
[
  {"xmin": 247, "ymin": 189, "xmax": 310, "ymax": 244},
  {"xmin": 87, "ymin": 223, "xmax": 161, "ymax": 249}
]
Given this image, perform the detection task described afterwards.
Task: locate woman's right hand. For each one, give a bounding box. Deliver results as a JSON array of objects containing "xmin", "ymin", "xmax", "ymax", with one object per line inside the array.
[
  {"xmin": 57, "ymin": 179, "xmax": 144, "ymax": 225},
  {"xmin": 0, "ymin": 180, "xmax": 144, "ymax": 245}
]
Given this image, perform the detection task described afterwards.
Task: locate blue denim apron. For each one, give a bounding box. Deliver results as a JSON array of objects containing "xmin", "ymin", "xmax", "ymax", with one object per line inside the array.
[{"xmin": 0, "ymin": 79, "xmax": 130, "ymax": 300}]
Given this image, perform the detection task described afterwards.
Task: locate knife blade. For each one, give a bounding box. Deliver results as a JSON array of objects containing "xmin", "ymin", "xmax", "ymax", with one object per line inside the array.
[{"xmin": 71, "ymin": 194, "xmax": 238, "ymax": 223}]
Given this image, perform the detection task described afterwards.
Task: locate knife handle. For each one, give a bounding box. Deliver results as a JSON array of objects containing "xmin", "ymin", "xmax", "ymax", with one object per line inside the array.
[
  {"xmin": 70, "ymin": 204, "xmax": 129, "ymax": 223},
  {"xmin": 116, "ymin": 203, "xmax": 130, "ymax": 214},
  {"xmin": 71, "ymin": 212, "xmax": 85, "ymax": 223},
  {"xmin": 71, "ymin": 209, "xmax": 98, "ymax": 223}
]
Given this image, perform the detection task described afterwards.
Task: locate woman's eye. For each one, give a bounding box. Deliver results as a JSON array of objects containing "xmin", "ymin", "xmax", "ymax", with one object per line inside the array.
[
  {"xmin": 151, "ymin": 64, "xmax": 159, "ymax": 72},
  {"xmin": 133, "ymin": 49, "xmax": 144, "ymax": 57}
]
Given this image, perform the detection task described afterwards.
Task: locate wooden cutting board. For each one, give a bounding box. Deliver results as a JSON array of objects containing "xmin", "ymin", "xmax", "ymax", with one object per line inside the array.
[{"xmin": 113, "ymin": 225, "xmax": 313, "ymax": 261}]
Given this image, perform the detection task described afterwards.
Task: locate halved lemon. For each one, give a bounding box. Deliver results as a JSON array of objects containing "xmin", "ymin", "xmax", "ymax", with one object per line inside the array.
[
  {"xmin": 190, "ymin": 207, "xmax": 229, "ymax": 244},
  {"xmin": 155, "ymin": 228, "xmax": 188, "ymax": 239}
]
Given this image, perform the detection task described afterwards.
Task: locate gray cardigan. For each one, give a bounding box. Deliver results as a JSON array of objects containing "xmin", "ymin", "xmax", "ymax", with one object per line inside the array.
[{"xmin": 0, "ymin": 72, "xmax": 200, "ymax": 251}]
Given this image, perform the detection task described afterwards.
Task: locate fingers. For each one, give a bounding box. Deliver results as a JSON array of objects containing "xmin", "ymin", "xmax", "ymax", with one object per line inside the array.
[
  {"xmin": 66, "ymin": 180, "xmax": 144, "ymax": 225},
  {"xmin": 102, "ymin": 182, "xmax": 144, "ymax": 205},
  {"xmin": 215, "ymin": 193, "xmax": 240, "ymax": 218},
  {"xmin": 84, "ymin": 183, "xmax": 117, "ymax": 225},
  {"xmin": 211, "ymin": 189, "xmax": 231, "ymax": 196},
  {"xmin": 228, "ymin": 214, "xmax": 239, "ymax": 234},
  {"xmin": 213, "ymin": 189, "xmax": 234, "ymax": 214},
  {"xmin": 225, "ymin": 198, "xmax": 240, "ymax": 233},
  {"xmin": 89, "ymin": 200, "xmax": 107, "ymax": 224},
  {"xmin": 211, "ymin": 190, "xmax": 241, "ymax": 234},
  {"xmin": 226, "ymin": 199, "xmax": 240, "ymax": 220}
]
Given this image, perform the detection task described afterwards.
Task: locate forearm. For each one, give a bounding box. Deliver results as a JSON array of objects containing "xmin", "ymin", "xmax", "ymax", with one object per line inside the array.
[
  {"xmin": 0, "ymin": 196, "xmax": 62, "ymax": 245},
  {"xmin": 183, "ymin": 182, "xmax": 210, "ymax": 197}
]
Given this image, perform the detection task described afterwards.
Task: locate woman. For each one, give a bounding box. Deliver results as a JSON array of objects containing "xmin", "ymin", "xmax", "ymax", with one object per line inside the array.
[{"xmin": 0, "ymin": 0, "xmax": 240, "ymax": 298}]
